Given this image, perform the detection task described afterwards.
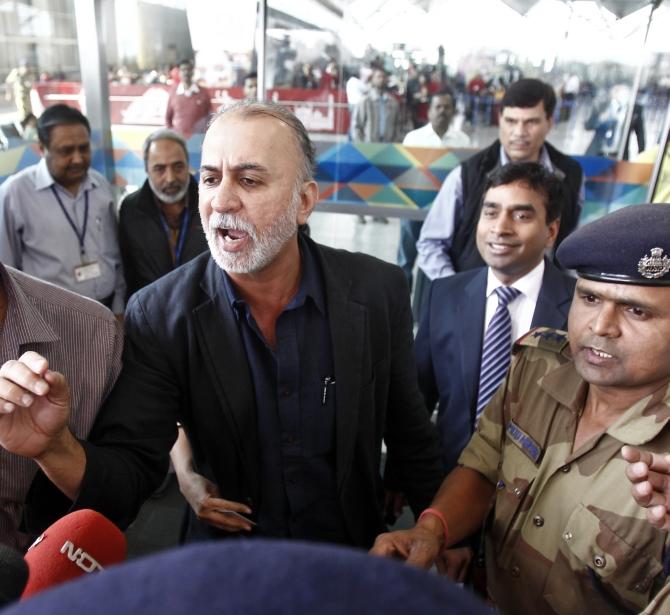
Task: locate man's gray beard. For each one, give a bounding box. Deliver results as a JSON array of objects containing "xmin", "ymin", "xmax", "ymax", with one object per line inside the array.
[
  {"xmin": 203, "ymin": 190, "xmax": 301, "ymax": 274},
  {"xmin": 148, "ymin": 177, "xmax": 189, "ymax": 204}
]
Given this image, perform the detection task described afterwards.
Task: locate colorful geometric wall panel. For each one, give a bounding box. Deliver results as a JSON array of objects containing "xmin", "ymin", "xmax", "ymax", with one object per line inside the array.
[{"xmin": 0, "ymin": 132, "xmax": 655, "ymax": 226}]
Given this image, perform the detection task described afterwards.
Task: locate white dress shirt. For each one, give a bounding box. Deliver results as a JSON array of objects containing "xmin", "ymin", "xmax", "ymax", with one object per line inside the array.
[
  {"xmin": 483, "ymin": 259, "xmax": 545, "ymax": 343},
  {"xmin": 402, "ymin": 123, "xmax": 471, "ymax": 148}
]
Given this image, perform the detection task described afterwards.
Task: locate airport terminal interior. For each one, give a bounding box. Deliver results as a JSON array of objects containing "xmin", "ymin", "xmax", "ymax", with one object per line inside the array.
[{"xmin": 2, "ymin": 0, "xmax": 670, "ymax": 600}]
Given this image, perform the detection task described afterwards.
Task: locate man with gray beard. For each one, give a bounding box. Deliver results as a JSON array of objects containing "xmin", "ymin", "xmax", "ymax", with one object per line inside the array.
[
  {"xmin": 119, "ymin": 129, "xmax": 208, "ymax": 299},
  {"xmin": 0, "ymin": 101, "xmax": 443, "ymax": 549}
]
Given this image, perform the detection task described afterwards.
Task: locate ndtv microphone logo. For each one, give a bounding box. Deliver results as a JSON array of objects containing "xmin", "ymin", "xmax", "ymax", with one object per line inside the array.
[{"xmin": 59, "ymin": 541, "xmax": 104, "ymax": 573}]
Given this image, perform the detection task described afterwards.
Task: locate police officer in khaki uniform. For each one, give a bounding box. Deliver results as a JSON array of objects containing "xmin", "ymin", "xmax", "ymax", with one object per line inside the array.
[{"xmin": 372, "ymin": 203, "xmax": 670, "ymax": 614}]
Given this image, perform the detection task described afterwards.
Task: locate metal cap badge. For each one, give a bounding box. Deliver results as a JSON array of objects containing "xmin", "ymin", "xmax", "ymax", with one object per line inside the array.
[{"xmin": 638, "ymin": 247, "xmax": 670, "ymax": 280}]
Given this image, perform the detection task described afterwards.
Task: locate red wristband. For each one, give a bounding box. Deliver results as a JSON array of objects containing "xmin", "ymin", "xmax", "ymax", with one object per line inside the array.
[{"xmin": 418, "ymin": 507, "xmax": 449, "ymax": 545}]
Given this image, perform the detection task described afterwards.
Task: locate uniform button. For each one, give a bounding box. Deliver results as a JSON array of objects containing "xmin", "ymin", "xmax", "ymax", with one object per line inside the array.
[
  {"xmin": 593, "ymin": 555, "xmax": 606, "ymax": 568},
  {"xmin": 513, "ymin": 487, "xmax": 522, "ymax": 497},
  {"xmin": 563, "ymin": 531, "xmax": 573, "ymax": 542},
  {"xmin": 496, "ymin": 479, "xmax": 505, "ymax": 490},
  {"xmin": 633, "ymin": 583, "xmax": 645, "ymax": 593},
  {"xmin": 510, "ymin": 565, "xmax": 520, "ymax": 578},
  {"xmin": 561, "ymin": 464, "xmax": 571, "ymax": 473},
  {"xmin": 532, "ymin": 515, "xmax": 544, "ymax": 527}
]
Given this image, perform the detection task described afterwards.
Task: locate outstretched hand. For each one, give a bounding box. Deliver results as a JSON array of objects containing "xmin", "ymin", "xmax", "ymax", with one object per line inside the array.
[
  {"xmin": 177, "ymin": 469, "xmax": 255, "ymax": 533},
  {"xmin": 622, "ymin": 445, "xmax": 670, "ymax": 531},
  {"xmin": 0, "ymin": 351, "xmax": 71, "ymax": 459},
  {"xmin": 370, "ymin": 525, "xmax": 443, "ymax": 569}
]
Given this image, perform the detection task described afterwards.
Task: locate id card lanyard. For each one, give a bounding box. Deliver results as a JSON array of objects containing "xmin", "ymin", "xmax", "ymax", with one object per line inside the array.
[
  {"xmin": 51, "ymin": 185, "xmax": 89, "ymax": 262},
  {"xmin": 158, "ymin": 207, "xmax": 191, "ymax": 266}
]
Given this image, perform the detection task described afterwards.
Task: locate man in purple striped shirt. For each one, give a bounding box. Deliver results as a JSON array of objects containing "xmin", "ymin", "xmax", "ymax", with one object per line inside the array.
[{"xmin": 0, "ymin": 263, "xmax": 122, "ymax": 550}]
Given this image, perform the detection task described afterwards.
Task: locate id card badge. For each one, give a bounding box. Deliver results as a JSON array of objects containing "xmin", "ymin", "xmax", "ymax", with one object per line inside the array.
[{"xmin": 74, "ymin": 261, "xmax": 102, "ymax": 282}]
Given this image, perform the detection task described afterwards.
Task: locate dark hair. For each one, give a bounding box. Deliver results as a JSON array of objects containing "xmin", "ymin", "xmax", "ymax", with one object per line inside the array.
[
  {"xmin": 37, "ymin": 104, "xmax": 90, "ymax": 147},
  {"xmin": 245, "ymin": 71, "xmax": 258, "ymax": 81},
  {"xmin": 210, "ymin": 100, "xmax": 315, "ymax": 183},
  {"xmin": 430, "ymin": 88, "xmax": 455, "ymax": 105},
  {"xmin": 178, "ymin": 59, "xmax": 193, "ymax": 69},
  {"xmin": 483, "ymin": 162, "xmax": 563, "ymax": 223},
  {"xmin": 501, "ymin": 78, "xmax": 556, "ymax": 118}
]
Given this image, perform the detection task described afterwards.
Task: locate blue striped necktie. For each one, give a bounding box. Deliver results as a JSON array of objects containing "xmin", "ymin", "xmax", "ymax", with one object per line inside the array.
[{"xmin": 476, "ymin": 286, "xmax": 521, "ymax": 423}]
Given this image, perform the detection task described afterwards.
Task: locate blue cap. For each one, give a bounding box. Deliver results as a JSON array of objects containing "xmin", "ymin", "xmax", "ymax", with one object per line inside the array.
[
  {"xmin": 5, "ymin": 539, "xmax": 489, "ymax": 615},
  {"xmin": 556, "ymin": 203, "xmax": 670, "ymax": 286}
]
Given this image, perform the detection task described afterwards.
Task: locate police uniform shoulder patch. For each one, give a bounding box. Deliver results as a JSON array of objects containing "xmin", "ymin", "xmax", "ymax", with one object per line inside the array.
[{"xmin": 515, "ymin": 327, "xmax": 569, "ymax": 353}]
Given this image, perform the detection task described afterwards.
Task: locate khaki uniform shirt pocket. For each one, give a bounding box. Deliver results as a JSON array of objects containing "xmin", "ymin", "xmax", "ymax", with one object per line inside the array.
[{"xmin": 544, "ymin": 503, "xmax": 664, "ymax": 614}]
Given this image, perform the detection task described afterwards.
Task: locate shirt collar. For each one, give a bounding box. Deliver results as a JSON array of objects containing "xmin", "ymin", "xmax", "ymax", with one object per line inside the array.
[
  {"xmin": 34, "ymin": 158, "xmax": 96, "ymax": 194},
  {"xmin": 176, "ymin": 82, "xmax": 200, "ymax": 96},
  {"xmin": 541, "ymin": 358, "xmax": 670, "ymax": 446},
  {"xmin": 499, "ymin": 144, "xmax": 553, "ymax": 171},
  {"xmin": 220, "ymin": 233, "xmax": 326, "ymax": 317},
  {"xmin": 485, "ymin": 258, "xmax": 545, "ymax": 302}
]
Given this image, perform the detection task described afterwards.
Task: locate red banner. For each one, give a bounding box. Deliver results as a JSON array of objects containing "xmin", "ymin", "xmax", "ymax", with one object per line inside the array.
[{"xmin": 32, "ymin": 82, "xmax": 351, "ymax": 134}]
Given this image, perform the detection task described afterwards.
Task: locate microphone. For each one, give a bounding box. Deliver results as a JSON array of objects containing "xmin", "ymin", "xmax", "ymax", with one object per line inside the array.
[
  {"xmin": 0, "ymin": 544, "xmax": 29, "ymax": 607},
  {"xmin": 22, "ymin": 509, "xmax": 127, "ymax": 598}
]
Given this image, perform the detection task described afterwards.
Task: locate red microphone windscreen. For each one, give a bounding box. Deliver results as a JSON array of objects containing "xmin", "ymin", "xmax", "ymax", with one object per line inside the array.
[{"xmin": 22, "ymin": 509, "xmax": 126, "ymax": 598}]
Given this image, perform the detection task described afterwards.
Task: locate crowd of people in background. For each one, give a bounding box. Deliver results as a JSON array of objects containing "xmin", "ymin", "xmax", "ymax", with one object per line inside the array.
[{"xmin": 4, "ymin": 46, "xmax": 670, "ymax": 161}]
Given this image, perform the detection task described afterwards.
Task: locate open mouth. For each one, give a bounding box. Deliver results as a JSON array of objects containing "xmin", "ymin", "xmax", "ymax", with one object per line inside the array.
[
  {"xmin": 217, "ymin": 228, "xmax": 251, "ymax": 251},
  {"xmin": 583, "ymin": 346, "xmax": 616, "ymax": 365},
  {"xmin": 221, "ymin": 228, "xmax": 248, "ymax": 240},
  {"xmin": 589, "ymin": 347, "xmax": 613, "ymax": 359}
]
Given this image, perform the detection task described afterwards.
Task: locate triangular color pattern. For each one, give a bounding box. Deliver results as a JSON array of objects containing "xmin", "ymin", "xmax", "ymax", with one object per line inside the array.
[{"xmin": 367, "ymin": 184, "xmax": 413, "ymax": 206}]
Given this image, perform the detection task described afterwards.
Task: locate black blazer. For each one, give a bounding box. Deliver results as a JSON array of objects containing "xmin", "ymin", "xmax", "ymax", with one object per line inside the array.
[
  {"xmin": 29, "ymin": 237, "xmax": 443, "ymax": 549},
  {"xmin": 118, "ymin": 176, "xmax": 208, "ymax": 300},
  {"xmin": 415, "ymin": 259, "xmax": 576, "ymax": 473}
]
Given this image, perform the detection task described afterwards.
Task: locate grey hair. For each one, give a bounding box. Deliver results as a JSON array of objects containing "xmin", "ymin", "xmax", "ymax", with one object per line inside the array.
[
  {"xmin": 143, "ymin": 128, "xmax": 189, "ymax": 169},
  {"xmin": 208, "ymin": 100, "xmax": 315, "ymax": 183}
]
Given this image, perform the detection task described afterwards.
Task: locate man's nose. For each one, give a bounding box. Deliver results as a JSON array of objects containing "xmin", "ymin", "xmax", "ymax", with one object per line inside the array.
[
  {"xmin": 210, "ymin": 178, "xmax": 241, "ymax": 213},
  {"xmin": 491, "ymin": 213, "xmax": 513, "ymax": 234},
  {"xmin": 590, "ymin": 303, "xmax": 620, "ymax": 338},
  {"xmin": 512, "ymin": 122, "xmax": 527, "ymax": 137}
]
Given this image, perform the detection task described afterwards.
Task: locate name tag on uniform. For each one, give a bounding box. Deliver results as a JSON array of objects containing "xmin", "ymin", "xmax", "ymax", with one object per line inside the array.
[
  {"xmin": 507, "ymin": 421, "xmax": 542, "ymax": 464},
  {"xmin": 74, "ymin": 261, "xmax": 102, "ymax": 282}
]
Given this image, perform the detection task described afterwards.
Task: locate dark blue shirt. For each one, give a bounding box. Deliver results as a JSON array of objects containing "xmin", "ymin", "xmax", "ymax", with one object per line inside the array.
[{"xmin": 221, "ymin": 234, "xmax": 348, "ymax": 543}]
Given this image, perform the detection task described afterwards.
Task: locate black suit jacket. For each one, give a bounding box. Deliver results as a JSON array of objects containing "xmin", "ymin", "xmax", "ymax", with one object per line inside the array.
[
  {"xmin": 118, "ymin": 176, "xmax": 208, "ymax": 300},
  {"xmin": 28, "ymin": 237, "xmax": 443, "ymax": 549},
  {"xmin": 415, "ymin": 259, "xmax": 575, "ymax": 473}
]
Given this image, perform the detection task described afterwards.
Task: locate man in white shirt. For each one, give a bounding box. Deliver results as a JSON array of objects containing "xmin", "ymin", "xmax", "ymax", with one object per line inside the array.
[
  {"xmin": 403, "ymin": 91, "xmax": 470, "ymax": 149},
  {"xmin": 399, "ymin": 91, "xmax": 471, "ymax": 289}
]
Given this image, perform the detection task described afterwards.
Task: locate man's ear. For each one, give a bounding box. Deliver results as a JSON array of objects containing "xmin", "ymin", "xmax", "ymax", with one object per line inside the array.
[
  {"xmin": 297, "ymin": 180, "xmax": 318, "ymax": 225},
  {"xmin": 545, "ymin": 217, "xmax": 560, "ymax": 249}
]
